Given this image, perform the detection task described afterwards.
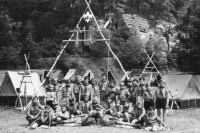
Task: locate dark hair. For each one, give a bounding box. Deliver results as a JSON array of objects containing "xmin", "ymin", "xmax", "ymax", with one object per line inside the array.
[
  {"xmin": 101, "ymin": 73, "xmax": 107, "ymax": 77},
  {"xmin": 62, "ymin": 79, "xmax": 70, "ymax": 84},
  {"xmin": 148, "ymin": 106, "xmax": 155, "ymax": 111},
  {"xmin": 133, "ymin": 78, "xmax": 139, "ymax": 83},
  {"xmin": 69, "ymin": 97, "xmax": 74, "ymax": 102},
  {"xmin": 146, "ymin": 83, "xmax": 150, "ymax": 87},
  {"xmin": 157, "ymin": 74, "xmax": 162, "ymax": 81},
  {"xmin": 84, "ymin": 76, "xmax": 89, "ymax": 80},
  {"xmin": 58, "ymin": 79, "xmax": 62, "ymax": 84},
  {"xmin": 61, "ymin": 105, "xmax": 67, "ymax": 108},
  {"xmin": 109, "ymin": 79, "xmax": 116, "ymax": 85},
  {"xmin": 139, "ymin": 77, "xmax": 145, "ymax": 81},
  {"xmin": 32, "ymin": 96, "xmax": 38, "ymax": 101}
]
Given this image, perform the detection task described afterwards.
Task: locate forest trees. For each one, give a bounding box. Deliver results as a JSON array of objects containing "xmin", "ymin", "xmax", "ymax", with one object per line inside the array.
[
  {"xmin": 0, "ymin": 0, "xmax": 199, "ymax": 74},
  {"xmin": 175, "ymin": 1, "xmax": 200, "ymax": 73}
]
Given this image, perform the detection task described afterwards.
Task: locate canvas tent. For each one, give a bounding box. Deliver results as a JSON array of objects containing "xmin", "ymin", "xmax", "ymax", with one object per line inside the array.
[
  {"xmin": 63, "ymin": 69, "xmax": 76, "ymax": 81},
  {"xmin": 107, "ymin": 69, "xmax": 116, "ymax": 84},
  {"xmin": 82, "ymin": 70, "xmax": 95, "ymax": 81},
  {"xmin": 0, "ymin": 70, "xmax": 7, "ymax": 86},
  {"xmin": 49, "ymin": 70, "xmax": 65, "ymax": 79},
  {"xmin": 163, "ymin": 75, "xmax": 200, "ymax": 109},
  {"xmin": 0, "ymin": 71, "xmax": 45, "ymax": 106}
]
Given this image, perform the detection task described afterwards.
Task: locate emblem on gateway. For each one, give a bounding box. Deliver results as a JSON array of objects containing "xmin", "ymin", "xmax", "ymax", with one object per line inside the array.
[{"xmin": 83, "ymin": 11, "xmax": 93, "ymax": 23}]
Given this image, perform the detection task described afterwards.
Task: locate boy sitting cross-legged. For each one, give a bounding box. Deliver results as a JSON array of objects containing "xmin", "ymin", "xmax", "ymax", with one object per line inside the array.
[
  {"xmin": 66, "ymin": 97, "xmax": 81, "ymax": 119},
  {"xmin": 131, "ymin": 102, "xmax": 146, "ymax": 128},
  {"xmin": 54, "ymin": 105, "xmax": 70, "ymax": 122},
  {"xmin": 145, "ymin": 106, "xmax": 167, "ymax": 132},
  {"xmin": 89, "ymin": 98, "xmax": 104, "ymax": 126}
]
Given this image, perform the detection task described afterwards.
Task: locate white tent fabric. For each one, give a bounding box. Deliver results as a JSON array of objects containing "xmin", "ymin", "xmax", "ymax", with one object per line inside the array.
[
  {"xmin": 82, "ymin": 70, "xmax": 95, "ymax": 81},
  {"xmin": 163, "ymin": 75, "xmax": 200, "ymax": 100},
  {"xmin": 0, "ymin": 71, "xmax": 45, "ymax": 97},
  {"xmin": 63, "ymin": 69, "xmax": 76, "ymax": 81}
]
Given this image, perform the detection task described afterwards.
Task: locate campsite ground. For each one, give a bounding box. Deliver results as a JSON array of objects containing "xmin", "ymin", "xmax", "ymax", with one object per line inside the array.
[{"xmin": 0, "ymin": 107, "xmax": 200, "ymax": 133}]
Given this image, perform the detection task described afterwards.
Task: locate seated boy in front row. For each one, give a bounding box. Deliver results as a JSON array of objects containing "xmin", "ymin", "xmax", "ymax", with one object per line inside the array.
[
  {"xmin": 121, "ymin": 100, "xmax": 134, "ymax": 123},
  {"xmin": 66, "ymin": 98, "xmax": 81, "ymax": 119},
  {"xmin": 145, "ymin": 106, "xmax": 166, "ymax": 132},
  {"xmin": 131, "ymin": 102, "xmax": 146, "ymax": 127},
  {"xmin": 52, "ymin": 105, "xmax": 70, "ymax": 122},
  {"xmin": 89, "ymin": 99, "xmax": 104, "ymax": 126},
  {"xmin": 108, "ymin": 100, "xmax": 123, "ymax": 119},
  {"xmin": 79, "ymin": 95, "xmax": 92, "ymax": 114}
]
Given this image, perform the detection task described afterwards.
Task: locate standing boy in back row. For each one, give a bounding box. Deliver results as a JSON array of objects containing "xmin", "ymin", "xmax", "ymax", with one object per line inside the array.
[{"xmin": 155, "ymin": 79, "xmax": 169, "ymax": 122}]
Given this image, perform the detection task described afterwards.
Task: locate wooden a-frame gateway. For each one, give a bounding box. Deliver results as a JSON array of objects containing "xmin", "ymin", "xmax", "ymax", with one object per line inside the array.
[{"xmin": 27, "ymin": 0, "xmax": 129, "ymax": 107}]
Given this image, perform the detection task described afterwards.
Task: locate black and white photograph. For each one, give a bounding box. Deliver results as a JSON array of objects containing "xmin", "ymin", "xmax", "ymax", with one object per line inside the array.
[{"xmin": 0, "ymin": 0, "xmax": 199, "ymax": 133}]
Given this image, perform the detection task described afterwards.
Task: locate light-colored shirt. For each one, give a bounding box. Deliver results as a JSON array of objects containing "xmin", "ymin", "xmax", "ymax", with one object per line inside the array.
[
  {"xmin": 61, "ymin": 84, "xmax": 73, "ymax": 99},
  {"xmin": 45, "ymin": 92, "xmax": 56, "ymax": 101},
  {"xmin": 92, "ymin": 85, "xmax": 100, "ymax": 97},
  {"xmin": 73, "ymin": 83, "xmax": 84, "ymax": 94}
]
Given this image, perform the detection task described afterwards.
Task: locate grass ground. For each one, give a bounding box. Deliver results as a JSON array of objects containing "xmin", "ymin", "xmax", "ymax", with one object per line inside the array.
[{"xmin": 0, "ymin": 107, "xmax": 200, "ymax": 133}]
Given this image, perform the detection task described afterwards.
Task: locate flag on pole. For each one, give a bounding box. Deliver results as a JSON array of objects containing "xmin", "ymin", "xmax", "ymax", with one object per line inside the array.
[{"xmin": 103, "ymin": 17, "xmax": 111, "ymax": 29}]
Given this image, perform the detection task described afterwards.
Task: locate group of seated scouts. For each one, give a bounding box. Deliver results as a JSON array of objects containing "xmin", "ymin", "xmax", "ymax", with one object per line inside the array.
[{"xmin": 26, "ymin": 73, "xmax": 169, "ymax": 132}]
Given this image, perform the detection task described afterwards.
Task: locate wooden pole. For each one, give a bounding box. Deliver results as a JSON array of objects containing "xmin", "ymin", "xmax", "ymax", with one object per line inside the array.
[
  {"xmin": 26, "ymin": 1, "xmax": 92, "ymax": 108},
  {"xmin": 84, "ymin": 0, "xmax": 129, "ymax": 79}
]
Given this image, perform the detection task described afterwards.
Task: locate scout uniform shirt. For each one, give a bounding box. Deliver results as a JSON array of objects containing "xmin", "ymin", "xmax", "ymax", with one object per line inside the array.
[
  {"xmin": 107, "ymin": 86, "xmax": 119, "ymax": 101},
  {"xmin": 136, "ymin": 85, "xmax": 146, "ymax": 103},
  {"xmin": 92, "ymin": 85, "xmax": 100, "ymax": 101},
  {"xmin": 128, "ymin": 85, "xmax": 138, "ymax": 104},
  {"xmin": 81, "ymin": 83, "xmax": 92, "ymax": 97},
  {"xmin": 98, "ymin": 80, "xmax": 109, "ymax": 91},
  {"xmin": 45, "ymin": 91, "xmax": 56, "ymax": 101},
  {"xmin": 73, "ymin": 82, "xmax": 84, "ymax": 101},
  {"xmin": 61, "ymin": 84, "xmax": 73, "ymax": 103},
  {"xmin": 98, "ymin": 80, "xmax": 109, "ymax": 101}
]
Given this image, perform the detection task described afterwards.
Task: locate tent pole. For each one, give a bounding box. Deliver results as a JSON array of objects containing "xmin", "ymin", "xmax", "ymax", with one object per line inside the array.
[
  {"xmin": 25, "ymin": 82, "xmax": 27, "ymax": 108},
  {"xmin": 84, "ymin": 0, "xmax": 129, "ymax": 79}
]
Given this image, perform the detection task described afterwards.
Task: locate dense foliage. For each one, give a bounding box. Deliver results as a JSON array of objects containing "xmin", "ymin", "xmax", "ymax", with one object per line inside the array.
[
  {"xmin": 174, "ymin": 0, "xmax": 200, "ymax": 73},
  {"xmin": 0, "ymin": 0, "xmax": 199, "ymax": 73}
]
